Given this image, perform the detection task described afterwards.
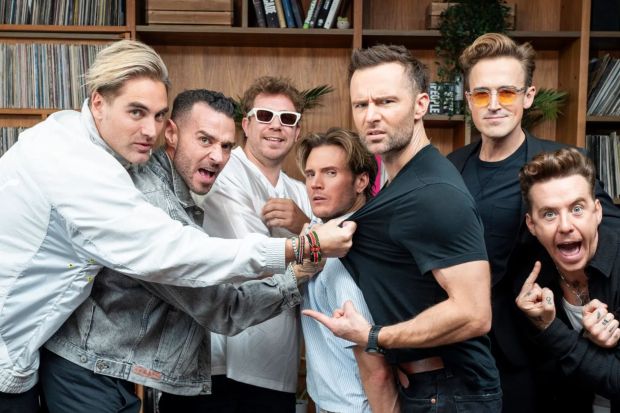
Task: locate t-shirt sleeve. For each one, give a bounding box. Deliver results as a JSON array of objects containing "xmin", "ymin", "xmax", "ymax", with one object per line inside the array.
[{"xmin": 391, "ymin": 183, "xmax": 488, "ymax": 274}]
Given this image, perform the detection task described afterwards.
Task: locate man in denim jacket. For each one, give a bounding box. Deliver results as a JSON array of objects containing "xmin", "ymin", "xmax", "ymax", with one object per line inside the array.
[{"xmin": 41, "ymin": 89, "xmax": 315, "ymax": 412}]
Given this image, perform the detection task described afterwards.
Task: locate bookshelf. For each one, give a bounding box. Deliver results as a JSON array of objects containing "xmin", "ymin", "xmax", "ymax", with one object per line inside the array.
[{"xmin": 4, "ymin": 0, "xmax": 614, "ymax": 171}]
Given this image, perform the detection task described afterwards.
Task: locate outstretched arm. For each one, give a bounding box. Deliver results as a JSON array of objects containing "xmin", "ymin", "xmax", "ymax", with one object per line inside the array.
[{"xmin": 303, "ymin": 260, "xmax": 492, "ymax": 348}]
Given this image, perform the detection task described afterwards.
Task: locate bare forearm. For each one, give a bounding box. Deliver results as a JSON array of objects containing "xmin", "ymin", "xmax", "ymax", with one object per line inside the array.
[
  {"xmin": 353, "ymin": 347, "xmax": 399, "ymax": 413},
  {"xmin": 379, "ymin": 298, "xmax": 491, "ymax": 349}
]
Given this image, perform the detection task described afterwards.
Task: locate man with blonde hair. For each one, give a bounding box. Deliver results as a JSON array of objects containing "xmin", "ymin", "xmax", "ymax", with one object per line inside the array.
[
  {"xmin": 447, "ymin": 33, "xmax": 620, "ymax": 412},
  {"xmin": 0, "ymin": 41, "xmax": 354, "ymax": 413}
]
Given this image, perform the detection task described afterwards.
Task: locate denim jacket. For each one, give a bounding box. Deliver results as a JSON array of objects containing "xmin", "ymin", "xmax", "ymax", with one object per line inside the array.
[{"xmin": 45, "ymin": 149, "xmax": 301, "ymax": 395}]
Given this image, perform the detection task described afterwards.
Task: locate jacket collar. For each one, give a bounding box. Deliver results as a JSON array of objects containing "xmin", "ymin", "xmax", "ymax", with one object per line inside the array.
[
  {"xmin": 81, "ymin": 99, "xmax": 133, "ymax": 170},
  {"xmin": 587, "ymin": 224, "xmax": 618, "ymax": 279},
  {"xmin": 149, "ymin": 148, "xmax": 196, "ymax": 210}
]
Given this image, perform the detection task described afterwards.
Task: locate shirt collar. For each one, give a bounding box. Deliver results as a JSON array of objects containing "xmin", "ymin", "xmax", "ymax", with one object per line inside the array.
[
  {"xmin": 81, "ymin": 99, "xmax": 132, "ymax": 170},
  {"xmin": 587, "ymin": 224, "xmax": 618, "ymax": 279}
]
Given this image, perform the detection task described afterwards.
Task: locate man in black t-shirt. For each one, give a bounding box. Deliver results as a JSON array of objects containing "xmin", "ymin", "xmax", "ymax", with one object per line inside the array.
[
  {"xmin": 303, "ymin": 44, "xmax": 501, "ymax": 412},
  {"xmin": 448, "ymin": 33, "xmax": 620, "ymax": 413}
]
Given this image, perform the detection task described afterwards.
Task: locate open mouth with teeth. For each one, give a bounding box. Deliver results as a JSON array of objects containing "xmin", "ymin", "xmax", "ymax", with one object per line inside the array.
[
  {"xmin": 264, "ymin": 137, "xmax": 285, "ymax": 143},
  {"xmin": 198, "ymin": 168, "xmax": 216, "ymax": 179},
  {"xmin": 556, "ymin": 241, "xmax": 582, "ymax": 259}
]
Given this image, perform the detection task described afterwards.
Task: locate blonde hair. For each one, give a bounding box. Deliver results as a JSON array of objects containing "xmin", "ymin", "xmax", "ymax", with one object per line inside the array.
[
  {"xmin": 459, "ymin": 33, "xmax": 536, "ymax": 90},
  {"xmin": 85, "ymin": 40, "xmax": 170, "ymax": 99}
]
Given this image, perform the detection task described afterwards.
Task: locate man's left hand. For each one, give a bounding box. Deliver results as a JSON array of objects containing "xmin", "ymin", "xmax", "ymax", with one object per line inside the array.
[
  {"xmin": 302, "ymin": 300, "xmax": 371, "ymax": 345},
  {"xmin": 262, "ymin": 198, "xmax": 310, "ymax": 234}
]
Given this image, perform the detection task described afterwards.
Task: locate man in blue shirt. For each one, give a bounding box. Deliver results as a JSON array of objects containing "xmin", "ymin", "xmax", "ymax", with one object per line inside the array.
[{"xmin": 298, "ymin": 127, "xmax": 397, "ymax": 413}]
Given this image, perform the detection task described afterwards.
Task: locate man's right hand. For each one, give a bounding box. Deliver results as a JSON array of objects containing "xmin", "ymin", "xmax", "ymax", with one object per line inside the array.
[
  {"xmin": 582, "ymin": 299, "xmax": 620, "ymax": 348},
  {"xmin": 308, "ymin": 219, "xmax": 356, "ymax": 258},
  {"xmin": 516, "ymin": 261, "xmax": 556, "ymax": 331}
]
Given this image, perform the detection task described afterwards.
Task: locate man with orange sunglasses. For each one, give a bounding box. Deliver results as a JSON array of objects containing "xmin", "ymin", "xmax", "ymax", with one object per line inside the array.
[{"xmin": 448, "ymin": 33, "xmax": 620, "ymax": 413}]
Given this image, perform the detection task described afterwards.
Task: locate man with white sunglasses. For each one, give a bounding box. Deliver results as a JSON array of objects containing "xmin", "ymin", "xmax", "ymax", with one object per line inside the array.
[{"xmin": 192, "ymin": 76, "xmax": 311, "ymax": 412}]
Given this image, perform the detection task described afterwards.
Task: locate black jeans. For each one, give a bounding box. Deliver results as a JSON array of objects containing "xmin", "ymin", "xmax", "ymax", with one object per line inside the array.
[
  {"xmin": 39, "ymin": 349, "xmax": 141, "ymax": 413},
  {"xmin": 398, "ymin": 368, "xmax": 502, "ymax": 413},
  {"xmin": 0, "ymin": 385, "xmax": 41, "ymax": 413},
  {"xmin": 158, "ymin": 375, "xmax": 295, "ymax": 413}
]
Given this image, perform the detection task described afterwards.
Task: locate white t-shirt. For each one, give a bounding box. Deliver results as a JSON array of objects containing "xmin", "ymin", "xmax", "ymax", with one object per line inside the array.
[{"xmin": 201, "ymin": 147, "xmax": 311, "ymax": 392}]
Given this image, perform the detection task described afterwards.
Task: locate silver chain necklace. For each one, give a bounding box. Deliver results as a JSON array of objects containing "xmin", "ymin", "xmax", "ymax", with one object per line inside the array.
[{"xmin": 557, "ymin": 270, "xmax": 590, "ymax": 305}]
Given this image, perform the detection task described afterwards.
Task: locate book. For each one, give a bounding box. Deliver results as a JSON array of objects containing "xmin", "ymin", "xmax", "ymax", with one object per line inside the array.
[
  {"xmin": 323, "ymin": 0, "xmax": 341, "ymax": 28},
  {"xmin": 290, "ymin": 0, "xmax": 304, "ymax": 27},
  {"xmin": 252, "ymin": 0, "xmax": 267, "ymax": 27},
  {"xmin": 308, "ymin": 0, "xmax": 323, "ymax": 28},
  {"xmin": 315, "ymin": 0, "xmax": 332, "ymax": 28},
  {"xmin": 428, "ymin": 82, "xmax": 455, "ymax": 115},
  {"xmin": 281, "ymin": 0, "xmax": 296, "ymax": 28},
  {"xmin": 262, "ymin": 0, "xmax": 279, "ymax": 27},
  {"xmin": 302, "ymin": 0, "xmax": 318, "ymax": 28},
  {"xmin": 146, "ymin": 10, "xmax": 232, "ymax": 25},
  {"xmin": 147, "ymin": 0, "xmax": 232, "ymax": 11},
  {"xmin": 274, "ymin": 0, "xmax": 286, "ymax": 27}
]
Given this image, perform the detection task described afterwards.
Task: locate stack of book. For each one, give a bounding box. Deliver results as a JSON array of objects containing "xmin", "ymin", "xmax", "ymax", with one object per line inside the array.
[
  {"xmin": 252, "ymin": 0, "xmax": 350, "ymax": 29},
  {"xmin": 586, "ymin": 132, "xmax": 620, "ymax": 199},
  {"xmin": 146, "ymin": 0, "xmax": 233, "ymax": 26},
  {"xmin": 0, "ymin": 43, "xmax": 104, "ymax": 109},
  {"xmin": 587, "ymin": 54, "xmax": 620, "ymax": 116},
  {"xmin": 0, "ymin": 0, "xmax": 125, "ymax": 25},
  {"xmin": 0, "ymin": 127, "xmax": 24, "ymax": 158}
]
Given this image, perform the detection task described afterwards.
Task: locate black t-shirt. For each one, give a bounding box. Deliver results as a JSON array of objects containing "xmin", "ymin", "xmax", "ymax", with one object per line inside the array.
[
  {"xmin": 342, "ymin": 145, "xmax": 499, "ymax": 391},
  {"xmin": 461, "ymin": 141, "xmax": 527, "ymax": 285}
]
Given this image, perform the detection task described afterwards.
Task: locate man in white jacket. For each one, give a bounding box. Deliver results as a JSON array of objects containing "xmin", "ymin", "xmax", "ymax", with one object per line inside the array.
[{"xmin": 0, "ymin": 41, "xmax": 354, "ymax": 413}]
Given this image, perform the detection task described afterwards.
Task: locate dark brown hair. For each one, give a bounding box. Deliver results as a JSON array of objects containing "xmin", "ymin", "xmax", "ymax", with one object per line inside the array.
[
  {"xmin": 459, "ymin": 33, "xmax": 536, "ymax": 90},
  {"xmin": 519, "ymin": 147, "xmax": 596, "ymax": 211},
  {"xmin": 348, "ymin": 44, "xmax": 429, "ymax": 94},
  {"xmin": 297, "ymin": 127, "xmax": 377, "ymax": 201},
  {"xmin": 241, "ymin": 76, "xmax": 304, "ymax": 114}
]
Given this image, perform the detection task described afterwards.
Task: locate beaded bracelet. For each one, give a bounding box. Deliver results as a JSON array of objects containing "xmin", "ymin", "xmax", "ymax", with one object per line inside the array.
[{"xmin": 306, "ymin": 230, "xmax": 322, "ymax": 264}]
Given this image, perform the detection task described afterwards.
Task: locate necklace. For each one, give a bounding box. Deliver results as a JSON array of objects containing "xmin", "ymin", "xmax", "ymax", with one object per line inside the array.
[{"xmin": 557, "ymin": 271, "xmax": 590, "ymax": 306}]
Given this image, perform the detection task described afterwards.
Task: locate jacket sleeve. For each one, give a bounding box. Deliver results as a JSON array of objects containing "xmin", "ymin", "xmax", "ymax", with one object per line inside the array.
[
  {"xmin": 534, "ymin": 318, "xmax": 620, "ymax": 399},
  {"xmin": 138, "ymin": 271, "xmax": 300, "ymax": 335},
  {"xmin": 32, "ymin": 117, "xmax": 285, "ymax": 288}
]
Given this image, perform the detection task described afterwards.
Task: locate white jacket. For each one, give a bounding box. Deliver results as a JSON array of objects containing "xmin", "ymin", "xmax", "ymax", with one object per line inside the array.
[{"xmin": 0, "ymin": 102, "xmax": 285, "ymax": 393}]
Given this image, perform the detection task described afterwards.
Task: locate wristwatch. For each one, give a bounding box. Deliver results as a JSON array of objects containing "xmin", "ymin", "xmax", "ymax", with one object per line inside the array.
[{"xmin": 365, "ymin": 325, "xmax": 385, "ymax": 354}]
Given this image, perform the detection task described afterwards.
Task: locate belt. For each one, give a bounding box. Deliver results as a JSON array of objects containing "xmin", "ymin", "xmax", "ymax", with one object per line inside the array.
[
  {"xmin": 398, "ymin": 356, "xmax": 444, "ymax": 375},
  {"xmin": 396, "ymin": 356, "xmax": 444, "ymax": 389}
]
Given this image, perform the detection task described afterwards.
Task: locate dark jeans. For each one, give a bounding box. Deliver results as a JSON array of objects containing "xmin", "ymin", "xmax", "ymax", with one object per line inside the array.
[
  {"xmin": 39, "ymin": 349, "xmax": 141, "ymax": 413},
  {"xmin": 0, "ymin": 385, "xmax": 41, "ymax": 413},
  {"xmin": 158, "ymin": 375, "xmax": 295, "ymax": 413},
  {"xmin": 398, "ymin": 368, "xmax": 502, "ymax": 413}
]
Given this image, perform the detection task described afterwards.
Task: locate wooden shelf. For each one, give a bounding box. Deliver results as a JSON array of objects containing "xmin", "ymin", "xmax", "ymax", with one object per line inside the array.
[
  {"xmin": 0, "ymin": 108, "xmax": 59, "ymax": 116},
  {"xmin": 136, "ymin": 25, "xmax": 354, "ymax": 48},
  {"xmin": 587, "ymin": 115, "xmax": 620, "ymax": 123},
  {"xmin": 0, "ymin": 24, "xmax": 130, "ymax": 40},
  {"xmin": 424, "ymin": 114, "xmax": 465, "ymax": 125},
  {"xmin": 361, "ymin": 30, "xmax": 580, "ymax": 50},
  {"xmin": 590, "ymin": 31, "xmax": 620, "ymax": 50}
]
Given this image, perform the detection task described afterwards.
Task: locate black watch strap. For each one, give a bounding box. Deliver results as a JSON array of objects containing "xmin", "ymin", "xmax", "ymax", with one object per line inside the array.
[{"xmin": 365, "ymin": 325, "xmax": 385, "ymax": 354}]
